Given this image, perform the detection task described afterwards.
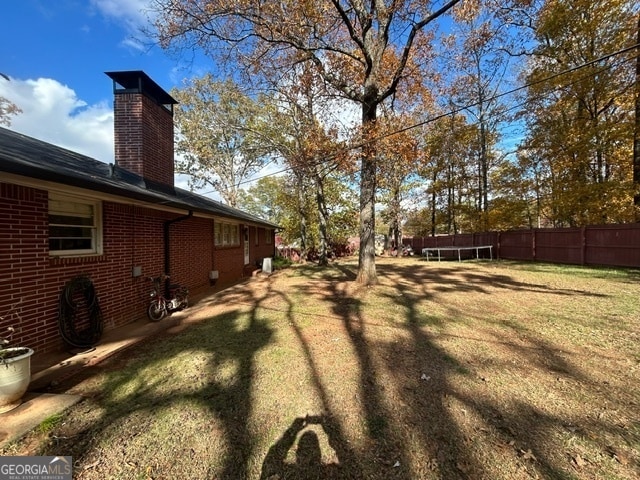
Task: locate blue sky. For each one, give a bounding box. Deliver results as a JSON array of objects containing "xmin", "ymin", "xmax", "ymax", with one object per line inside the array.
[{"xmin": 0, "ymin": 0, "xmax": 207, "ymax": 166}]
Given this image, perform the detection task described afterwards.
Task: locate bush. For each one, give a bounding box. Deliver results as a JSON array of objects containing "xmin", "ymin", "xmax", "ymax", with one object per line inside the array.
[{"xmin": 273, "ymin": 256, "xmax": 292, "ymax": 270}]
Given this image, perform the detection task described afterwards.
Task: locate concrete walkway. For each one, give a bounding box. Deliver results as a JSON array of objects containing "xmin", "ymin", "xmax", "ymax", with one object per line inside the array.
[{"xmin": 0, "ymin": 309, "xmax": 190, "ymax": 448}]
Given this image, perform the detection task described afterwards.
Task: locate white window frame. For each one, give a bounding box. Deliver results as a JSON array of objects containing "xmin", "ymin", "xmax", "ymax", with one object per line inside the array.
[
  {"xmin": 49, "ymin": 193, "xmax": 103, "ymax": 256},
  {"xmin": 231, "ymin": 224, "xmax": 239, "ymax": 245},
  {"xmin": 214, "ymin": 221, "xmax": 240, "ymax": 247},
  {"xmin": 214, "ymin": 223, "xmax": 222, "ymax": 246}
]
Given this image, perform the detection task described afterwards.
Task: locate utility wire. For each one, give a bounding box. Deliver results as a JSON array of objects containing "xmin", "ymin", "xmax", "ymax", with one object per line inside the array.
[
  {"xmin": 367, "ymin": 42, "xmax": 640, "ymax": 146},
  {"xmin": 197, "ymin": 41, "xmax": 640, "ymax": 194},
  {"xmin": 418, "ymin": 51, "xmax": 639, "ymax": 151}
]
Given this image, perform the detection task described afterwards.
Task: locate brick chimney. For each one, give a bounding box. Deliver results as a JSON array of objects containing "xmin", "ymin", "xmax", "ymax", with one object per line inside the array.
[{"xmin": 106, "ymin": 71, "xmax": 178, "ymax": 188}]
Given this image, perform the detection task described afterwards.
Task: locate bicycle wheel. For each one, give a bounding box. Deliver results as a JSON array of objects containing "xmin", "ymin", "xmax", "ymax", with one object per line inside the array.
[{"xmin": 147, "ymin": 300, "xmax": 167, "ymax": 321}]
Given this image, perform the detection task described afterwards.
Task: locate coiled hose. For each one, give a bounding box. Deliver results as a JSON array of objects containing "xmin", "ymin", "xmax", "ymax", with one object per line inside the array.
[{"xmin": 58, "ymin": 275, "xmax": 103, "ymax": 349}]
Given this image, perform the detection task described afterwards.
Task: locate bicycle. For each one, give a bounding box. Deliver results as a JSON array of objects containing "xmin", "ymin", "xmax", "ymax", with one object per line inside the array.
[{"xmin": 147, "ymin": 275, "xmax": 189, "ymax": 322}]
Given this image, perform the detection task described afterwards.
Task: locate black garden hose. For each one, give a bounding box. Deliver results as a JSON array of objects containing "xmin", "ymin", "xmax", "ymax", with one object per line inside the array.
[{"xmin": 58, "ymin": 275, "xmax": 103, "ymax": 349}]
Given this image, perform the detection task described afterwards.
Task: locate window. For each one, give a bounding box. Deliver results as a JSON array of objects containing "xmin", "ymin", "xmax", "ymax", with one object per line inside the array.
[
  {"xmin": 49, "ymin": 194, "xmax": 102, "ymax": 256},
  {"xmin": 214, "ymin": 221, "xmax": 240, "ymax": 246},
  {"xmin": 266, "ymin": 228, "xmax": 272, "ymax": 244},
  {"xmin": 255, "ymin": 227, "xmax": 259, "ymax": 246},
  {"xmin": 214, "ymin": 223, "xmax": 222, "ymax": 246},
  {"xmin": 223, "ymin": 223, "xmax": 230, "ymax": 245},
  {"xmin": 231, "ymin": 224, "xmax": 239, "ymax": 245}
]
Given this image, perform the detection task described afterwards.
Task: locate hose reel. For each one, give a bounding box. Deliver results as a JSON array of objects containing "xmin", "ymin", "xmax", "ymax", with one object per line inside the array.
[{"xmin": 58, "ymin": 275, "xmax": 104, "ymax": 349}]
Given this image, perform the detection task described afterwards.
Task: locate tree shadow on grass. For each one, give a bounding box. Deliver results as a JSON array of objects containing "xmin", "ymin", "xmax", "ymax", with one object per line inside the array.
[
  {"xmin": 291, "ymin": 262, "xmax": 421, "ymax": 478},
  {"xmin": 286, "ymin": 260, "xmax": 637, "ymax": 478},
  {"xmin": 34, "ymin": 305, "xmax": 273, "ymax": 479},
  {"xmin": 28, "ymin": 259, "xmax": 637, "ymax": 479},
  {"xmin": 256, "ymin": 282, "xmax": 361, "ymax": 479},
  {"xmin": 371, "ymin": 259, "xmax": 636, "ymax": 478},
  {"xmin": 380, "ymin": 261, "xmax": 610, "ymax": 298}
]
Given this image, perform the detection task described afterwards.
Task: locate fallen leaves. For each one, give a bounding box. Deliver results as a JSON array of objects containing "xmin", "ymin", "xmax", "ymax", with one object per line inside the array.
[
  {"xmin": 571, "ymin": 453, "xmax": 586, "ymax": 469},
  {"xmin": 520, "ymin": 449, "xmax": 537, "ymax": 461},
  {"xmin": 607, "ymin": 446, "xmax": 630, "ymax": 466}
]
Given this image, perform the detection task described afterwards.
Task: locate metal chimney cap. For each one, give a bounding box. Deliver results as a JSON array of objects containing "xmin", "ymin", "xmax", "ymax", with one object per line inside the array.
[{"xmin": 105, "ymin": 70, "xmax": 178, "ymax": 107}]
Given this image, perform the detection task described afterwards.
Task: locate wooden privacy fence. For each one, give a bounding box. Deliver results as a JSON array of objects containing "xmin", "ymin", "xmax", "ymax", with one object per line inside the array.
[{"xmin": 404, "ymin": 223, "xmax": 640, "ymax": 268}]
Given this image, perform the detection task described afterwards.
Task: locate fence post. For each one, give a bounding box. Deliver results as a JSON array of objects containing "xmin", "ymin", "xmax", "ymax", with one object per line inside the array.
[
  {"xmin": 581, "ymin": 226, "xmax": 586, "ymax": 265},
  {"xmin": 532, "ymin": 229, "xmax": 537, "ymax": 261}
]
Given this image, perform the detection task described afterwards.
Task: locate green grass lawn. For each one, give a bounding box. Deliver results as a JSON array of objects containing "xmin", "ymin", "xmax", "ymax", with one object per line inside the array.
[{"xmin": 3, "ymin": 257, "xmax": 639, "ymax": 479}]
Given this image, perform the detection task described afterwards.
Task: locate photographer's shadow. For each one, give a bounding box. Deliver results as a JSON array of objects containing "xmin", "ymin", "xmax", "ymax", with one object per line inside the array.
[{"xmin": 260, "ymin": 415, "xmax": 347, "ymax": 480}]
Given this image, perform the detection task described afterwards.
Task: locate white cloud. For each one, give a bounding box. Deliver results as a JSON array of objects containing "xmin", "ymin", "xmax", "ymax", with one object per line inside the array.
[
  {"xmin": 0, "ymin": 76, "xmax": 114, "ymax": 163},
  {"xmin": 90, "ymin": 0, "xmax": 156, "ymax": 52},
  {"xmin": 91, "ymin": 0, "xmax": 151, "ymax": 31},
  {"xmin": 0, "ymin": 75, "xmax": 226, "ymax": 201}
]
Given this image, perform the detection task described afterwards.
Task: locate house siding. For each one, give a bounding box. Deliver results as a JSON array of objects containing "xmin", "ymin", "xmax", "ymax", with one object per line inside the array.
[{"xmin": 0, "ymin": 182, "xmax": 275, "ymax": 355}]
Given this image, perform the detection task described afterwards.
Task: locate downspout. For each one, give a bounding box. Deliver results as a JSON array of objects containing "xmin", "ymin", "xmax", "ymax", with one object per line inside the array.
[{"xmin": 164, "ymin": 211, "xmax": 193, "ymax": 293}]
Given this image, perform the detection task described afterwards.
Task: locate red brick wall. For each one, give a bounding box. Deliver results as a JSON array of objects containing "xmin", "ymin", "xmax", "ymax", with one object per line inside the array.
[
  {"xmin": 0, "ymin": 183, "xmax": 218, "ymax": 355},
  {"xmin": 113, "ymin": 92, "xmax": 174, "ymax": 186},
  {"xmin": 213, "ymin": 245, "xmax": 244, "ymax": 285},
  {"xmin": 252, "ymin": 226, "xmax": 277, "ymax": 263},
  {"xmin": 169, "ymin": 216, "xmax": 214, "ymax": 292},
  {"xmin": 211, "ymin": 225, "xmax": 276, "ymax": 286},
  {"xmin": 0, "ymin": 183, "xmax": 51, "ymax": 354}
]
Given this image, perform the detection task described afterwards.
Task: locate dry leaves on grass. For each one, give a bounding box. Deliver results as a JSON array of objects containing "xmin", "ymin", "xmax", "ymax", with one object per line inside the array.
[{"xmin": 3, "ymin": 258, "xmax": 640, "ymax": 479}]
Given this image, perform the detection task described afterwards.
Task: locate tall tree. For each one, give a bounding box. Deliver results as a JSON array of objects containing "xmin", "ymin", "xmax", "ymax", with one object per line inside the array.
[
  {"xmin": 634, "ymin": 14, "xmax": 640, "ymax": 216},
  {"xmin": 275, "ymin": 64, "xmax": 352, "ymax": 265},
  {"xmin": 238, "ymin": 171, "xmax": 359, "ymax": 255},
  {"xmin": 171, "ymin": 75, "xmax": 277, "ymax": 207},
  {"xmin": 376, "ymin": 113, "xmax": 421, "ymax": 252},
  {"xmin": 236, "ymin": 175, "xmax": 288, "ymax": 223},
  {"xmin": 150, "ymin": 0, "xmax": 464, "ymax": 285},
  {"xmin": 521, "ymin": 0, "xmax": 637, "ymax": 225},
  {"xmin": 419, "ymin": 114, "xmax": 479, "ymax": 234},
  {"xmin": 441, "ymin": 8, "xmax": 515, "ymax": 230}
]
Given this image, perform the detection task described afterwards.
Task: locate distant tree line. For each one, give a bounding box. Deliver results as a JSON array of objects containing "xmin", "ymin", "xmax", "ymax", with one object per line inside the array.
[{"xmin": 148, "ymin": 0, "xmax": 639, "ymax": 278}]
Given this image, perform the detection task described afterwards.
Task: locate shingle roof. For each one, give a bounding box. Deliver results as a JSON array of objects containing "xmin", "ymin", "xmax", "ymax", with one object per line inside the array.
[{"xmin": 0, "ymin": 126, "xmax": 279, "ymax": 228}]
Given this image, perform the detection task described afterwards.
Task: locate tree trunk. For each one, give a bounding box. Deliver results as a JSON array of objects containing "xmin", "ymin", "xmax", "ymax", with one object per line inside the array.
[
  {"xmin": 447, "ymin": 165, "xmax": 454, "ymax": 234},
  {"xmin": 430, "ymin": 170, "xmax": 437, "ymax": 237},
  {"xmin": 479, "ymin": 121, "xmax": 489, "ymax": 214},
  {"xmin": 356, "ymin": 94, "xmax": 378, "ymax": 286},
  {"xmin": 295, "ymin": 171, "xmax": 309, "ymax": 262},
  {"xmin": 634, "ymin": 15, "xmax": 640, "ymax": 217},
  {"xmin": 315, "ymin": 170, "xmax": 329, "ymax": 267},
  {"xmin": 392, "ymin": 187, "xmax": 401, "ymax": 255}
]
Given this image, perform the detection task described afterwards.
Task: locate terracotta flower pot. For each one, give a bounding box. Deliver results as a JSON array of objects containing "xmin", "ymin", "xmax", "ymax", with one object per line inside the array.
[{"xmin": 0, "ymin": 347, "xmax": 34, "ymax": 413}]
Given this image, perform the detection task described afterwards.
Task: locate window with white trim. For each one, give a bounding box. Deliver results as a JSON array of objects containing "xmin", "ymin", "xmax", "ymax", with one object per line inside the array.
[
  {"xmin": 49, "ymin": 194, "xmax": 102, "ymax": 256},
  {"xmin": 214, "ymin": 221, "xmax": 240, "ymax": 246}
]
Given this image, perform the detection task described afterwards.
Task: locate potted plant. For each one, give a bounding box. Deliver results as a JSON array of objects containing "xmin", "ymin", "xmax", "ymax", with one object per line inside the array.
[{"xmin": 0, "ymin": 306, "xmax": 34, "ymax": 413}]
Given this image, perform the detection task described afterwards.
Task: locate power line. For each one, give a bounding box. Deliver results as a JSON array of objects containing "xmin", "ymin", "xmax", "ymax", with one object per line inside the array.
[
  {"xmin": 197, "ymin": 41, "xmax": 640, "ymax": 194},
  {"xmin": 373, "ymin": 42, "xmax": 640, "ymax": 143}
]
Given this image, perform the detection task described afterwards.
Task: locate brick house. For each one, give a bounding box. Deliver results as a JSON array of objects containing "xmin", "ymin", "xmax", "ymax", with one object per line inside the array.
[{"xmin": 0, "ymin": 70, "xmax": 278, "ymax": 356}]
